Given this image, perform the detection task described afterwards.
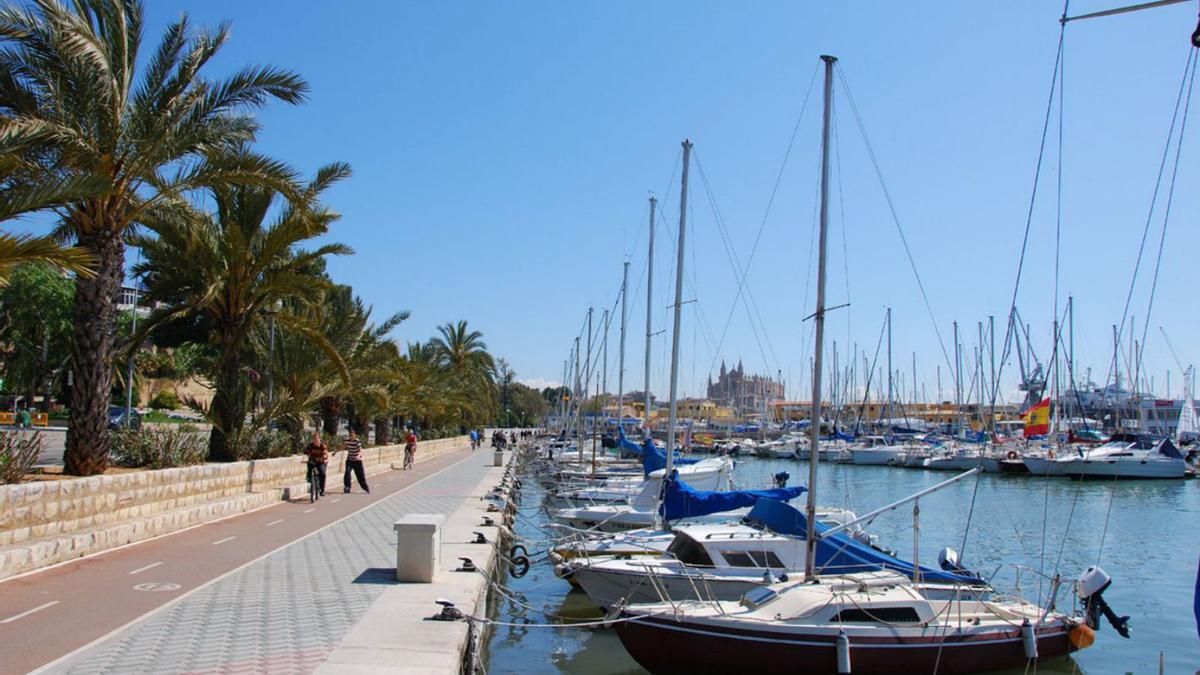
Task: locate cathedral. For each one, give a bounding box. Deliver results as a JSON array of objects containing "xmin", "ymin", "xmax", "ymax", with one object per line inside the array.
[{"xmin": 706, "ymin": 359, "xmax": 784, "ymax": 415}]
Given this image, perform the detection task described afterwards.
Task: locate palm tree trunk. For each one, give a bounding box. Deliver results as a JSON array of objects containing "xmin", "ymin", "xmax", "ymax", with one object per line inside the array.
[
  {"xmin": 64, "ymin": 231, "xmax": 123, "ymax": 476},
  {"xmin": 207, "ymin": 342, "xmax": 245, "ymax": 462},
  {"xmin": 319, "ymin": 396, "xmax": 341, "ymax": 435},
  {"xmin": 373, "ymin": 417, "xmax": 391, "ymax": 445}
]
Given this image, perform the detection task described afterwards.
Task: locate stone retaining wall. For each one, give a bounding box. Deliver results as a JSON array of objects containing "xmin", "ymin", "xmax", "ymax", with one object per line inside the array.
[{"xmin": 0, "ymin": 435, "xmax": 468, "ymax": 580}]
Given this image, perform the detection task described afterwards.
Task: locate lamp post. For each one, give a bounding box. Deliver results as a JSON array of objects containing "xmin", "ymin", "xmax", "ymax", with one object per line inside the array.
[{"xmin": 265, "ymin": 299, "xmax": 283, "ymax": 408}]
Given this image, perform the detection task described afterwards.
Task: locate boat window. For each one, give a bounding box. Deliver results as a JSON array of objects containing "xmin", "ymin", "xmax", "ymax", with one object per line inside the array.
[
  {"xmin": 666, "ymin": 534, "xmax": 715, "ymax": 567},
  {"xmin": 832, "ymin": 606, "xmax": 922, "ymax": 623},
  {"xmin": 719, "ymin": 550, "xmax": 785, "ymax": 568}
]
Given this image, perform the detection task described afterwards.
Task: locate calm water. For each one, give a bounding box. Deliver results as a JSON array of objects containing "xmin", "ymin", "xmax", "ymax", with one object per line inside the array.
[{"xmin": 484, "ymin": 455, "xmax": 1200, "ymax": 675}]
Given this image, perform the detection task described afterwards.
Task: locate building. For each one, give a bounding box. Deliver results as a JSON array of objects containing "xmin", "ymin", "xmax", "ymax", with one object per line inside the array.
[{"xmin": 706, "ymin": 360, "xmax": 784, "ymax": 416}]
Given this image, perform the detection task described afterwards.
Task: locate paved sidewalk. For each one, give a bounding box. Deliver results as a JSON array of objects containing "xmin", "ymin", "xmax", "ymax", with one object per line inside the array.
[{"xmin": 38, "ymin": 451, "xmax": 495, "ymax": 674}]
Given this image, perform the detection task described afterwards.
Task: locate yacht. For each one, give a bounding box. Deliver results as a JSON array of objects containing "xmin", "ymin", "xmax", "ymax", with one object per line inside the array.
[{"xmin": 1022, "ymin": 433, "xmax": 1189, "ymax": 479}]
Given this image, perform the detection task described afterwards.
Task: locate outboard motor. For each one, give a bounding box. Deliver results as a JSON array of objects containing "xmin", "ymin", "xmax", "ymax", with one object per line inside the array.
[
  {"xmin": 937, "ymin": 547, "xmax": 973, "ymax": 576},
  {"xmin": 774, "ymin": 471, "xmax": 790, "ymax": 488},
  {"xmin": 1078, "ymin": 566, "xmax": 1130, "ymax": 638}
]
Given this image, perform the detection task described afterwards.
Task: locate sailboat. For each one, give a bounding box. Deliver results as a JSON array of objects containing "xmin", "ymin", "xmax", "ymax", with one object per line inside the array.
[{"xmin": 611, "ymin": 55, "xmax": 1114, "ymax": 675}]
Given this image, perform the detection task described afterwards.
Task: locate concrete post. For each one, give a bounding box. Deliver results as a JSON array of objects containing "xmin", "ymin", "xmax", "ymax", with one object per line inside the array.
[
  {"xmin": 493, "ymin": 450, "xmax": 504, "ymax": 467},
  {"xmin": 394, "ymin": 514, "xmax": 444, "ymax": 582}
]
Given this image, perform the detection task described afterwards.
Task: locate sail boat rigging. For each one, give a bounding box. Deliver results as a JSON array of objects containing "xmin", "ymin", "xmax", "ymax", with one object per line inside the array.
[{"xmin": 611, "ymin": 54, "xmax": 1118, "ymax": 675}]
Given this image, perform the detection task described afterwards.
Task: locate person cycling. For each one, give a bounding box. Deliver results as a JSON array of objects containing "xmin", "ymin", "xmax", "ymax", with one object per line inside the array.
[
  {"xmin": 403, "ymin": 428, "xmax": 418, "ymax": 469},
  {"xmin": 305, "ymin": 431, "xmax": 331, "ymax": 499}
]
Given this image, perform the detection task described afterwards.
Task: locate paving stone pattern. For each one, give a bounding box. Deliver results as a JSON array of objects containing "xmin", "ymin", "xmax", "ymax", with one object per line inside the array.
[{"xmin": 47, "ymin": 455, "xmax": 490, "ymax": 675}]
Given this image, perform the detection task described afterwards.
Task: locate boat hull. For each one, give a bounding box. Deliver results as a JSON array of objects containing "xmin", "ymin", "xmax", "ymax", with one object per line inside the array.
[{"xmin": 614, "ymin": 613, "xmax": 1075, "ymax": 675}]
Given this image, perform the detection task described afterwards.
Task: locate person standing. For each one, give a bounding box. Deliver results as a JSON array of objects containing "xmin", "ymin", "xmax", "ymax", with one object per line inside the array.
[
  {"xmin": 16, "ymin": 404, "xmax": 31, "ymax": 429},
  {"xmin": 343, "ymin": 429, "xmax": 369, "ymax": 494},
  {"xmin": 469, "ymin": 429, "xmax": 478, "ymax": 450},
  {"xmin": 306, "ymin": 431, "xmax": 331, "ymax": 498}
]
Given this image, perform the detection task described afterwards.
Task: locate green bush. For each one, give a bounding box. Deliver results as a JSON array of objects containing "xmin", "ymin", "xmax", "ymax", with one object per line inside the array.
[
  {"xmin": 239, "ymin": 429, "xmax": 296, "ymax": 460},
  {"xmin": 0, "ymin": 430, "xmax": 43, "ymax": 483},
  {"xmin": 111, "ymin": 425, "xmax": 206, "ymax": 469},
  {"xmin": 148, "ymin": 390, "xmax": 181, "ymax": 410}
]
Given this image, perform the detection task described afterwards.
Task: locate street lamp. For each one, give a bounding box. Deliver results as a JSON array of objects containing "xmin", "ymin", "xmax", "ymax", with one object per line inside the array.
[{"xmin": 265, "ymin": 299, "xmax": 283, "ymax": 407}]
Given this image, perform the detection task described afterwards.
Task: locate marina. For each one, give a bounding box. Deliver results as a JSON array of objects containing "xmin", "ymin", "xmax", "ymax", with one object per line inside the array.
[{"xmin": 484, "ymin": 450, "xmax": 1200, "ymax": 674}]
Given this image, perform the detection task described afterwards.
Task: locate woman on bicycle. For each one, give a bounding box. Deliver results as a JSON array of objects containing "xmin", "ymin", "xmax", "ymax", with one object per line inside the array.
[{"xmin": 306, "ymin": 431, "xmax": 330, "ymax": 497}]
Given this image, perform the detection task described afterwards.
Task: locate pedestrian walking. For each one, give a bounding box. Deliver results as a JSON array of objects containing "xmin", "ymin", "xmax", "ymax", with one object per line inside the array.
[
  {"xmin": 342, "ymin": 429, "xmax": 369, "ymax": 494},
  {"xmin": 16, "ymin": 404, "xmax": 31, "ymax": 429},
  {"xmin": 470, "ymin": 429, "xmax": 479, "ymax": 450},
  {"xmin": 305, "ymin": 431, "xmax": 331, "ymax": 498}
]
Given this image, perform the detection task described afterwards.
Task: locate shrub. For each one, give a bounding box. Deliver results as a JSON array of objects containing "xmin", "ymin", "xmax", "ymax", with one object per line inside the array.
[
  {"xmin": 0, "ymin": 430, "xmax": 43, "ymax": 483},
  {"xmin": 149, "ymin": 390, "xmax": 181, "ymax": 410},
  {"xmin": 241, "ymin": 429, "xmax": 296, "ymax": 460},
  {"xmin": 111, "ymin": 425, "xmax": 206, "ymax": 469}
]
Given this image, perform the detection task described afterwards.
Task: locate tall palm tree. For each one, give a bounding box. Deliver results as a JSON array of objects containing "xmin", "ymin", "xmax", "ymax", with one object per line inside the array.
[
  {"xmin": 429, "ymin": 320, "xmax": 497, "ymax": 427},
  {"xmin": 133, "ymin": 157, "xmax": 351, "ymax": 461},
  {"xmin": 0, "ymin": 0, "xmax": 307, "ymax": 474}
]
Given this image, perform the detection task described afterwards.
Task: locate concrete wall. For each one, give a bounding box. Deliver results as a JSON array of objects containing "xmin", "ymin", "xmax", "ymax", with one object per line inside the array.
[{"xmin": 0, "ymin": 435, "xmax": 468, "ymax": 581}]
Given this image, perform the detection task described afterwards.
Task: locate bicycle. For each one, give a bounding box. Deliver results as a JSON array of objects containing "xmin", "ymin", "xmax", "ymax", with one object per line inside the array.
[{"xmin": 306, "ymin": 461, "xmax": 321, "ymax": 503}]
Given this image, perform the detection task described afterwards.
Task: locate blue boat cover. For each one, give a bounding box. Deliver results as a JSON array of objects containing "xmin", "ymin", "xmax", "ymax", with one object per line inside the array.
[
  {"xmin": 659, "ymin": 471, "xmax": 805, "ymax": 523},
  {"xmin": 744, "ymin": 498, "xmax": 985, "ymax": 585},
  {"xmin": 1194, "ymin": 554, "xmax": 1199, "ymax": 640},
  {"xmin": 616, "ymin": 428, "xmax": 702, "ymax": 474}
]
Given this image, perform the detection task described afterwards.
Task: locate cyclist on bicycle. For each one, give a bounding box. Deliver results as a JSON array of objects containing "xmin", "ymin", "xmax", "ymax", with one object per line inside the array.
[
  {"xmin": 403, "ymin": 428, "xmax": 418, "ymax": 469},
  {"xmin": 306, "ymin": 431, "xmax": 331, "ymax": 497}
]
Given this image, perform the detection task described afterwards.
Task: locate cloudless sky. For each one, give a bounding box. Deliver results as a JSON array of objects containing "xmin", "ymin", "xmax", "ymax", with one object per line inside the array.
[{"xmin": 15, "ymin": 1, "xmax": 1200, "ymax": 404}]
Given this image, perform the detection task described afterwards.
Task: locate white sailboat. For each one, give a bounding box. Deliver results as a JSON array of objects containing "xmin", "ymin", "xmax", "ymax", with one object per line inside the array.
[{"xmin": 612, "ymin": 55, "xmax": 1111, "ymax": 675}]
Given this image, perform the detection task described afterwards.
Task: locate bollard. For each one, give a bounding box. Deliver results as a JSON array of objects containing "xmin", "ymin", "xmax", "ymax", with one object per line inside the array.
[
  {"xmin": 493, "ymin": 450, "xmax": 504, "ymax": 467},
  {"xmin": 394, "ymin": 514, "xmax": 445, "ymax": 582}
]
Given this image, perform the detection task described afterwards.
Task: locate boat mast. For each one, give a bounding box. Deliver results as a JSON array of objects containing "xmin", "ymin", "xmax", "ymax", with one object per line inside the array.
[
  {"xmin": 664, "ymin": 139, "xmax": 692, "ymax": 478},
  {"xmin": 601, "ymin": 308, "xmax": 609, "ymax": 433},
  {"xmin": 954, "ymin": 321, "xmax": 962, "ymax": 436},
  {"xmin": 644, "ymin": 197, "xmax": 657, "ymax": 436},
  {"xmin": 576, "ymin": 333, "xmax": 585, "ymax": 439},
  {"xmin": 886, "ymin": 306, "xmax": 893, "ymax": 430},
  {"xmin": 805, "ymin": 55, "xmax": 836, "ymax": 583},
  {"xmin": 584, "ymin": 307, "xmax": 593, "ymax": 438},
  {"xmin": 617, "ymin": 261, "xmax": 630, "ymax": 431}
]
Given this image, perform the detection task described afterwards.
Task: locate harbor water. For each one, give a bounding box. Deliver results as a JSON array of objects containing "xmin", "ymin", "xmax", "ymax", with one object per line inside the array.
[{"xmin": 484, "ymin": 454, "xmax": 1200, "ymax": 674}]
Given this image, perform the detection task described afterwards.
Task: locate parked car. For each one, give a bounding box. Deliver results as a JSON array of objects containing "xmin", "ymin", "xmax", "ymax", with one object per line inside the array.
[{"xmin": 108, "ymin": 406, "xmax": 142, "ymax": 431}]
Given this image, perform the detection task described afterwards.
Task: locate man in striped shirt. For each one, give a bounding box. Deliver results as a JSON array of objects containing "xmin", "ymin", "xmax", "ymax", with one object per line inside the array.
[{"xmin": 342, "ymin": 429, "xmax": 370, "ymax": 494}]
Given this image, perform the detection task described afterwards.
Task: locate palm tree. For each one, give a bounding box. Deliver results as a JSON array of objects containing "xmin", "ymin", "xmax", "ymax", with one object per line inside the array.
[
  {"xmin": 133, "ymin": 158, "xmax": 351, "ymax": 461},
  {"xmin": 429, "ymin": 320, "xmax": 497, "ymax": 427},
  {"xmin": 0, "ymin": 232, "xmax": 94, "ymax": 285},
  {"xmin": 0, "ymin": 0, "xmax": 307, "ymax": 474}
]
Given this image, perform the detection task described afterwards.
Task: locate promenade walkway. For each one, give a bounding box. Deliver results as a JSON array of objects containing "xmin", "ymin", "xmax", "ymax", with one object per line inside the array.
[{"xmin": 0, "ymin": 444, "xmax": 492, "ymax": 675}]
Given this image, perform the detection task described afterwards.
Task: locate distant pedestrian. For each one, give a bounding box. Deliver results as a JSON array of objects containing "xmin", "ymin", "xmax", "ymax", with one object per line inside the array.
[
  {"xmin": 16, "ymin": 405, "xmax": 31, "ymax": 429},
  {"xmin": 470, "ymin": 429, "xmax": 479, "ymax": 450},
  {"xmin": 306, "ymin": 431, "xmax": 331, "ymax": 498},
  {"xmin": 343, "ymin": 429, "xmax": 369, "ymax": 494}
]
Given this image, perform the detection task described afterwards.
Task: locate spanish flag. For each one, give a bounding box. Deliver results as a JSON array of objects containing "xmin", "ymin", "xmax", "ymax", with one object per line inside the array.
[{"xmin": 1023, "ymin": 398, "xmax": 1051, "ymax": 437}]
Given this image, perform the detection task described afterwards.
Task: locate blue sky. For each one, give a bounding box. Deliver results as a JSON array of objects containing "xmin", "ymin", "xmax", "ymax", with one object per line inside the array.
[{"xmin": 14, "ymin": 1, "xmax": 1200, "ymax": 404}]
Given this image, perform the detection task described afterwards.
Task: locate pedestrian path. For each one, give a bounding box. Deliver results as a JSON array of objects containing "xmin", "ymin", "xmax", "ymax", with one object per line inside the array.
[{"xmin": 43, "ymin": 452, "xmax": 494, "ymax": 674}]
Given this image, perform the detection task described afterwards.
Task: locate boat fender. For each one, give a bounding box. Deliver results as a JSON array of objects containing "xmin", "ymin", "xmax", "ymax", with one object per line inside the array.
[
  {"xmin": 1068, "ymin": 623, "xmax": 1096, "ymax": 649},
  {"xmin": 1078, "ymin": 566, "xmax": 1130, "ymax": 638},
  {"xmin": 836, "ymin": 630, "xmax": 851, "ymax": 674},
  {"xmin": 1006, "ymin": 450, "xmax": 1019, "ymax": 460},
  {"xmin": 1020, "ymin": 619, "xmax": 1037, "ymax": 660}
]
